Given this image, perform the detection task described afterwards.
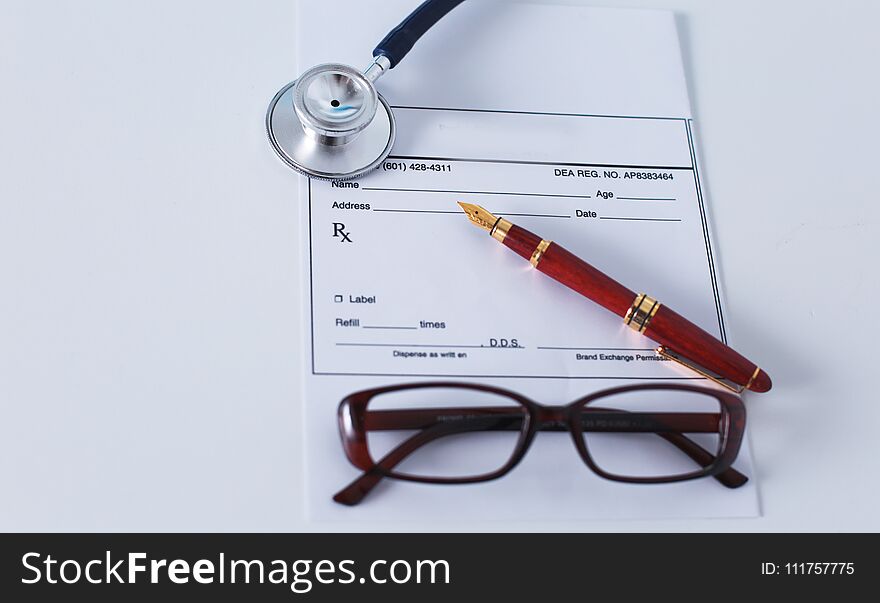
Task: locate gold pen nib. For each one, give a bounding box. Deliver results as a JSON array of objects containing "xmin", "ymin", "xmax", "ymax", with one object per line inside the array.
[
  {"xmin": 458, "ymin": 202, "xmax": 510, "ymax": 242},
  {"xmin": 457, "ymin": 202, "xmax": 499, "ymax": 232}
]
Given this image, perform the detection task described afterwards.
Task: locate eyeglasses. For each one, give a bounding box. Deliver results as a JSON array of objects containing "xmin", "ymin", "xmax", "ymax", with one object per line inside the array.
[{"xmin": 333, "ymin": 382, "xmax": 747, "ymax": 505}]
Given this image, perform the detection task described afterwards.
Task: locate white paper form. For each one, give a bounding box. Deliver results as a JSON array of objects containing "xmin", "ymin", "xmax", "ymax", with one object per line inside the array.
[{"xmin": 296, "ymin": 0, "xmax": 758, "ymax": 520}]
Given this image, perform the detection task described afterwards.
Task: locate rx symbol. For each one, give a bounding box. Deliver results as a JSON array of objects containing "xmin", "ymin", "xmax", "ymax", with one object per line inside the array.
[{"xmin": 333, "ymin": 223, "xmax": 352, "ymax": 243}]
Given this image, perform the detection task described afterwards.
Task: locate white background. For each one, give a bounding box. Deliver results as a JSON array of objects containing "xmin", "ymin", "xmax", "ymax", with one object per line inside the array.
[{"xmin": 1, "ymin": 0, "xmax": 878, "ymax": 531}]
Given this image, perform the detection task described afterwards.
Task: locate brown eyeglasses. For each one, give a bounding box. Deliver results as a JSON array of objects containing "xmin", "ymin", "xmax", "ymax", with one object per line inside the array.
[{"xmin": 333, "ymin": 382, "xmax": 747, "ymax": 505}]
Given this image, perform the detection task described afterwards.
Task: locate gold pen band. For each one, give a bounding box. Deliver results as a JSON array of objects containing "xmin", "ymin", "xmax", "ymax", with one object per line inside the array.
[
  {"xmin": 529, "ymin": 239, "xmax": 552, "ymax": 268},
  {"xmin": 624, "ymin": 293, "xmax": 661, "ymax": 333},
  {"xmin": 743, "ymin": 365, "xmax": 761, "ymax": 391},
  {"xmin": 490, "ymin": 218, "xmax": 512, "ymax": 243}
]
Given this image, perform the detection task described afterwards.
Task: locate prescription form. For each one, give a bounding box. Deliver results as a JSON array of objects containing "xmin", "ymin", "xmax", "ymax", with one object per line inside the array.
[{"xmin": 295, "ymin": 0, "xmax": 759, "ymax": 520}]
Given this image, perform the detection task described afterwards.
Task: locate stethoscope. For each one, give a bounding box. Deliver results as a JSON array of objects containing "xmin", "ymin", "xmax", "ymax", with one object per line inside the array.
[{"xmin": 266, "ymin": 0, "xmax": 465, "ymax": 181}]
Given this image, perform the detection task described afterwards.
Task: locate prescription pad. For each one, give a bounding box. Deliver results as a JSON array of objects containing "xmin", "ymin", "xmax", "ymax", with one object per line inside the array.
[{"xmin": 295, "ymin": 0, "xmax": 759, "ymax": 521}]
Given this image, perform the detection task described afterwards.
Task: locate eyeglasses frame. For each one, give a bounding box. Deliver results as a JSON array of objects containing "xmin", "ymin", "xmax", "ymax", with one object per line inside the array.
[{"xmin": 336, "ymin": 381, "xmax": 746, "ymax": 494}]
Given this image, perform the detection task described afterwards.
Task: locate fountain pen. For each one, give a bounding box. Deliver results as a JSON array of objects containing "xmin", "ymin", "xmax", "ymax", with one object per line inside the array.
[{"xmin": 458, "ymin": 202, "xmax": 771, "ymax": 393}]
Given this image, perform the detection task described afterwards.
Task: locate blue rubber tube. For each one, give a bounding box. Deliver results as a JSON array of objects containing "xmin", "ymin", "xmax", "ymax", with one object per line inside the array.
[{"xmin": 372, "ymin": 0, "xmax": 466, "ymax": 68}]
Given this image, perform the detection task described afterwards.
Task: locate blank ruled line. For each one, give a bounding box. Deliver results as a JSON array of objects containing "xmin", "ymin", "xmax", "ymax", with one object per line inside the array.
[
  {"xmin": 362, "ymin": 186, "xmax": 592, "ymax": 200},
  {"xmin": 336, "ymin": 343, "xmax": 526, "ymax": 350},
  {"xmin": 372, "ymin": 209, "xmax": 460, "ymax": 215},
  {"xmin": 618, "ymin": 198, "xmax": 677, "ymax": 202},
  {"xmin": 599, "ymin": 216, "xmax": 682, "ymax": 223},
  {"xmin": 372, "ymin": 209, "xmax": 570, "ymax": 219},
  {"xmin": 316, "ymin": 371, "xmax": 705, "ymax": 381},
  {"xmin": 390, "ymin": 105, "xmax": 690, "ymax": 123},
  {"xmin": 503, "ymin": 212, "xmax": 570, "ymax": 219},
  {"xmin": 361, "ymin": 326, "xmax": 418, "ymax": 330},
  {"xmin": 537, "ymin": 346, "xmax": 656, "ymax": 351}
]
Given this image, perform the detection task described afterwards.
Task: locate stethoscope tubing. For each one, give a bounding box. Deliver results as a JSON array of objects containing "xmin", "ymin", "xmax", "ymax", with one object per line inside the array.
[{"xmin": 373, "ymin": 0, "xmax": 466, "ymax": 69}]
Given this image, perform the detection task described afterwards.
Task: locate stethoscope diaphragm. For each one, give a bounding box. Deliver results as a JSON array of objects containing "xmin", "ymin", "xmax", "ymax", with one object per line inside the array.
[{"xmin": 266, "ymin": 62, "xmax": 395, "ymax": 181}]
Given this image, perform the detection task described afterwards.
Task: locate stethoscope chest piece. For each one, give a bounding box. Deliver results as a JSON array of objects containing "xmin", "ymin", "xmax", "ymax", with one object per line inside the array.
[
  {"xmin": 266, "ymin": 63, "xmax": 395, "ymax": 180},
  {"xmin": 266, "ymin": 0, "xmax": 465, "ymax": 180}
]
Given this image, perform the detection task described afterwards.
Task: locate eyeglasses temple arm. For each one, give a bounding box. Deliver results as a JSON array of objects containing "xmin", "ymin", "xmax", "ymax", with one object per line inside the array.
[
  {"xmin": 659, "ymin": 432, "xmax": 746, "ymax": 487},
  {"xmin": 369, "ymin": 408, "xmax": 747, "ymax": 487},
  {"xmin": 366, "ymin": 408, "xmax": 719, "ymax": 433}
]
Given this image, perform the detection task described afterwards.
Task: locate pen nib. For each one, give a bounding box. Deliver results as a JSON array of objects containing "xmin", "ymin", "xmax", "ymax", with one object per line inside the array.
[{"xmin": 457, "ymin": 202, "xmax": 499, "ymax": 232}]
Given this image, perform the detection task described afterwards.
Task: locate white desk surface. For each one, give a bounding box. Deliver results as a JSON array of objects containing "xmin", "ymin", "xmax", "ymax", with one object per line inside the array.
[{"xmin": 1, "ymin": 0, "xmax": 878, "ymax": 532}]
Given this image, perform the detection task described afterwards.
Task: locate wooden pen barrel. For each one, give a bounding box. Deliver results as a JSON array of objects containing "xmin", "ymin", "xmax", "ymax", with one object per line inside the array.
[
  {"xmin": 502, "ymin": 225, "xmax": 636, "ymax": 317},
  {"xmin": 502, "ymin": 224, "xmax": 771, "ymax": 393}
]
